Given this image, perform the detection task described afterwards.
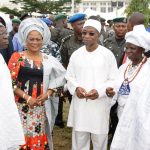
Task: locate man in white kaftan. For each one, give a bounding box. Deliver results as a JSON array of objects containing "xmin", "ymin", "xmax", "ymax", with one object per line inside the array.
[{"xmin": 66, "ymin": 19, "xmax": 118, "ymax": 150}]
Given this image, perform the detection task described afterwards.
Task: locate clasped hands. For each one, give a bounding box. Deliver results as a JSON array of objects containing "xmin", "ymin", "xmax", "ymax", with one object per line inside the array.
[
  {"xmin": 27, "ymin": 90, "xmax": 54, "ymax": 108},
  {"xmin": 76, "ymin": 87, "xmax": 99, "ymax": 100}
]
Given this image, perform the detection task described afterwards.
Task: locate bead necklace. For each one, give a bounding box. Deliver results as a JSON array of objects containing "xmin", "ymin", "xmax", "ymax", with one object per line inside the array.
[
  {"xmin": 118, "ymin": 56, "xmax": 147, "ymax": 96},
  {"xmin": 124, "ymin": 56, "xmax": 147, "ymax": 83}
]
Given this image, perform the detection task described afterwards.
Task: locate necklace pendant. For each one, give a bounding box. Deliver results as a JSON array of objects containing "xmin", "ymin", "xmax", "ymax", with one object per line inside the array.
[{"xmin": 118, "ymin": 79, "xmax": 130, "ymax": 95}]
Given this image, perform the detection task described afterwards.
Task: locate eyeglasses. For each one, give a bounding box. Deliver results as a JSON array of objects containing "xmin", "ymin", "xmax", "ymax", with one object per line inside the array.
[
  {"xmin": 27, "ymin": 38, "xmax": 43, "ymax": 43},
  {"xmin": 82, "ymin": 31, "xmax": 95, "ymax": 36}
]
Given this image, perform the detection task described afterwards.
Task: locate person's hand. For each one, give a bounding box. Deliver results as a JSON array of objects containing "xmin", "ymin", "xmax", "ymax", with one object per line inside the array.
[
  {"xmin": 86, "ymin": 89, "xmax": 99, "ymax": 100},
  {"xmin": 27, "ymin": 97, "xmax": 38, "ymax": 108},
  {"xmin": 106, "ymin": 87, "xmax": 115, "ymax": 97},
  {"xmin": 36, "ymin": 93, "xmax": 48, "ymax": 106},
  {"xmin": 76, "ymin": 87, "xmax": 87, "ymax": 99},
  {"xmin": 37, "ymin": 90, "xmax": 54, "ymax": 105}
]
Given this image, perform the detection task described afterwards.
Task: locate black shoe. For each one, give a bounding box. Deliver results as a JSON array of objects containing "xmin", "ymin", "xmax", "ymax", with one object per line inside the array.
[{"xmin": 55, "ymin": 121, "xmax": 65, "ymax": 128}]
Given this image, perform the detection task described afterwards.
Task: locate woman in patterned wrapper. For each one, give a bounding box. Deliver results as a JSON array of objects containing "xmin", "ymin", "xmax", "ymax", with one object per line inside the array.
[{"xmin": 8, "ymin": 18, "xmax": 66, "ymax": 150}]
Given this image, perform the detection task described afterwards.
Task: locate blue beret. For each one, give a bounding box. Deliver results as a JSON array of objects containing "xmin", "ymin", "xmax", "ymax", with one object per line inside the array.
[
  {"xmin": 68, "ymin": 13, "xmax": 86, "ymax": 23},
  {"xmin": 41, "ymin": 18, "xmax": 53, "ymax": 26}
]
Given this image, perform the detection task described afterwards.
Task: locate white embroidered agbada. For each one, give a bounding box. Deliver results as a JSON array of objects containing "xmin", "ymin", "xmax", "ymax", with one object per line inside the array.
[
  {"xmin": 113, "ymin": 58, "xmax": 150, "ymax": 118},
  {"xmin": 0, "ymin": 54, "xmax": 25, "ymax": 150},
  {"xmin": 111, "ymin": 59, "xmax": 150, "ymax": 150},
  {"xmin": 66, "ymin": 45, "xmax": 118, "ymax": 134},
  {"xmin": 111, "ymin": 24, "xmax": 150, "ymax": 150}
]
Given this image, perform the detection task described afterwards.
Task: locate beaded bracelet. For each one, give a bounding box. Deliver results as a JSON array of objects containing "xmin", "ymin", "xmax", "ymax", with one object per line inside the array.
[
  {"xmin": 27, "ymin": 96, "xmax": 31, "ymax": 104},
  {"xmin": 23, "ymin": 93, "xmax": 26, "ymax": 99},
  {"xmin": 47, "ymin": 92, "xmax": 50, "ymax": 99}
]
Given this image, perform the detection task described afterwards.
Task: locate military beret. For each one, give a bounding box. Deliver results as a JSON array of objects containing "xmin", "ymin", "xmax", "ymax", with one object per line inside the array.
[
  {"xmin": 55, "ymin": 14, "xmax": 67, "ymax": 21},
  {"xmin": 41, "ymin": 18, "xmax": 53, "ymax": 26},
  {"xmin": 68, "ymin": 13, "xmax": 86, "ymax": 23},
  {"xmin": 100, "ymin": 17, "xmax": 106, "ymax": 22},
  {"xmin": 12, "ymin": 18, "xmax": 21, "ymax": 24},
  {"xmin": 113, "ymin": 17, "xmax": 127, "ymax": 23}
]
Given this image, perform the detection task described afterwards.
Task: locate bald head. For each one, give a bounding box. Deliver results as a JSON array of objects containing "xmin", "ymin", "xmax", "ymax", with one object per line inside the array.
[{"xmin": 127, "ymin": 12, "xmax": 144, "ymax": 31}]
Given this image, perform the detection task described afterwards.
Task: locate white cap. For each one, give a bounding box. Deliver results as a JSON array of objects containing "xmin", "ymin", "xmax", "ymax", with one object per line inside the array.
[
  {"xmin": 125, "ymin": 25, "xmax": 150, "ymax": 52},
  {"xmin": 83, "ymin": 19, "xmax": 101, "ymax": 33}
]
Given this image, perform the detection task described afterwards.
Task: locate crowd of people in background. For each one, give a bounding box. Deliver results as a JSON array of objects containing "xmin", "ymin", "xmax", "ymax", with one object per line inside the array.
[{"xmin": 0, "ymin": 10, "xmax": 150, "ymax": 150}]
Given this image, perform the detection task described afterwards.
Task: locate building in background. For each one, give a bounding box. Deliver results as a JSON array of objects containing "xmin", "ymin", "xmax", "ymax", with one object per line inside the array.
[
  {"xmin": 64, "ymin": 0, "xmax": 131, "ymax": 19},
  {"xmin": 81, "ymin": 0, "xmax": 130, "ymax": 13},
  {"xmin": 0, "ymin": 0, "xmax": 131, "ymax": 19}
]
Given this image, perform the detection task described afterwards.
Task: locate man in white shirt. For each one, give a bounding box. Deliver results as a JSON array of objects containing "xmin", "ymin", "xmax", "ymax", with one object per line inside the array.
[{"xmin": 65, "ymin": 19, "xmax": 118, "ymax": 150}]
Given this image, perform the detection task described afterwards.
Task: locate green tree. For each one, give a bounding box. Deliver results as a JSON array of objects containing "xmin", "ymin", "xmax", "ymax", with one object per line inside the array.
[
  {"xmin": 125, "ymin": 0, "xmax": 150, "ymax": 26},
  {"xmin": 0, "ymin": 0, "xmax": 81, "ymax": 17}
]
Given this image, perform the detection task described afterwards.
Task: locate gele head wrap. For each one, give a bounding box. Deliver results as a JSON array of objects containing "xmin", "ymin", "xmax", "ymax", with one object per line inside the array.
[{"xmin": 18, "ymin": 18, "xmax": 51, "ymax": 46}]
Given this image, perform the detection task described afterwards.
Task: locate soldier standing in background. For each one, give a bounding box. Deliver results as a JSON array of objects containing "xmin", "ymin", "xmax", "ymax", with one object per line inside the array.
[
  {"xmin": 51, "ymin": 14, "xmax": 73, "ymax": 46},
  {"xmin": 104, "ymin": 17, "xmax": 127, "ymax": 145},
  {"xmin": 106, "ymin": 19, "xmax": 114, "ymax": 38},
  {"xmin": 60, "ymin": 13, "xmax": 86, "ymax": 69},
  {"xmin": 104, "ymin": 17, "xmax": 127, "ymax": 67},
  {"xmin": 9, "ymin": 18, "xmax": 21, "ymax": 40},
  {"xmin": 100, "ymin": 17, "xmax": 109, "ymax": 44},
  {"xmin": 44, "ymin": 14, "xmax": 70, "ymax": 128}
]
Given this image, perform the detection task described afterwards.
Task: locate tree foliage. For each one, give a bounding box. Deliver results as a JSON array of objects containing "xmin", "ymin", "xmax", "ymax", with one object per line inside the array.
[
  {"xmin": 0, "ymin": 0, "xmax": 81, "ymax": 17},
  {"xmin": 125, "ymin": 0, "xmax": 150, "ymax": 26}
]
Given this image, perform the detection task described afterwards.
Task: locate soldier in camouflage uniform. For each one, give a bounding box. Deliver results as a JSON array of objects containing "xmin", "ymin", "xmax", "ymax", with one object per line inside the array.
[
  {"xmin": 104, "ymin": 17, "xmax": 127, "ymax": 67},
  {"xmin": 41, "ymin": 17, "xmax": 64, "ymax": 128},
  {"xmin": 51, "ymin": 14, "xmax": 73, "ymax": 46},
  {"xmin": 60, "ymin": 13, "xmax": 86, "ymax": 68},
  {"xmin": 104, "ymin": 17, "xmax": 127, "ymax": 144}
]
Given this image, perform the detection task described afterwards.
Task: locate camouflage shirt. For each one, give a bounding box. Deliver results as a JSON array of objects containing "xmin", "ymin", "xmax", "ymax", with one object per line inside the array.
[
  {"xmin": 51, "ymin": 27, "xmax": 73, "ymax": 46},
  {"xmin": 104, "ymin": 35, "xmax": 126, "ymax": 67},
  {"xmin": 60, "ymin": 34, "xmax": 84, "ymax": 67}
]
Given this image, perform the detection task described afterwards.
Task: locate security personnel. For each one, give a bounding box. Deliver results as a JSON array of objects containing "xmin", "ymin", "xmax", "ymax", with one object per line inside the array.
[
  {"xmin": 50, "ymin": 14, "xmax": 72, "ymax": 128},
  {"xmin": 104, "ymin": 17, "xmax": 127, "ymax": 67},
  {"xmin": 100, "ymin": 17, "xmax": 109, "ymax": 42},
  {"xmin": 60, "ymin": 13, "xmax": 86, "ymax": 68},
  {"xmin": 51, "ymin": 14, "xmax": 73, "ymax": 46},
  {"xmin": 103, "ymin": 17, "xmax": 127, "ymax": 144},
  {"xmin": 9, "ymin": 18, "xmax": 21, "ymax": 41}
]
